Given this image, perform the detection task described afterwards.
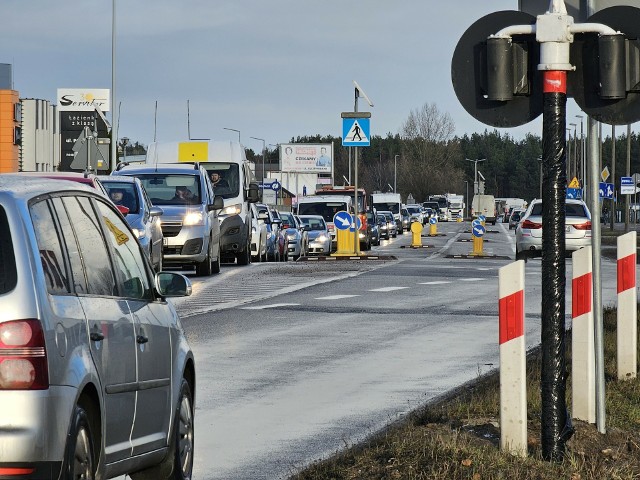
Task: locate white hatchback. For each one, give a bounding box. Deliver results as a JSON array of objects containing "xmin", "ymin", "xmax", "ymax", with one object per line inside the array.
[{"xmin": 515, "ymin": 198, "xmax": 592, "ymax": 261}]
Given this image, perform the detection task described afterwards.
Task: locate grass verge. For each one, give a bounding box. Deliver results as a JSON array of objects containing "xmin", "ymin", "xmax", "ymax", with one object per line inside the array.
[{"xmin": 293, "ymin": 307, "xmax": 640, "ymax": 479}]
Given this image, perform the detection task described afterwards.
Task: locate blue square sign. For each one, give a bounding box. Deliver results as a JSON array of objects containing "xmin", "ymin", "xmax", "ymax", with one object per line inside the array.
[{"xmin": 342, "ymin": 118, "xmax": 370, "ymax": 147}]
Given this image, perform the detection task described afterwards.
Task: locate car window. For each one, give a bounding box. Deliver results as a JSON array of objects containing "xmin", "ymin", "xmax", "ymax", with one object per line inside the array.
[
  {"xmin": 529, "ymin": 202, "xmax": 587, "ymax": 217},
  {"xmin": 96, "ymin": 201, "xmax": 153, "ymax": 300},
  {"xmin": 51, "ymin": 197, "xmax": 88, "ymax": 295},
  {"xmin": 63, "ymin": 196, "xmax": 116, "ymax": 297},
  {"xmin": 102, "ymin": 181, "xmax": 140, "ymax": 214},
  {"xmin": 137, "ymin": 174, "xmax": 202, "ymax": 206},
  {"xmin": 30, "ymin": 199, "xmax": 71, "ymax": 295},
  {"xmin": 0, "ymin": 206, "xmax": 17, "ymax": 294}
]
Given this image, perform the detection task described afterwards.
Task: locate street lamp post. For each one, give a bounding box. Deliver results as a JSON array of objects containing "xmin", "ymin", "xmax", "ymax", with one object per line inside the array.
[
  {"xmin": 569, "ymin": 122, "xmax": 577, "ymax": 181},
  {"xmin": 394, "ymin": 155, "xmax": 399, "ymax": 193},
  {"xmin": 121, "ymin": 137, "xmax": 129, "ymax": 164},
  {"xmin": 111, "ymin": 0, "xmax": 117, "ymax": 172},
  {"xmin": 576, "ymin": 114, "xmax": 584, "ymax": 188},
  {"xmin": 223, "ymin": 127, "xmax": 241, "ymax": 143},
  {"xmin": 464, "ymin": 180, "xmax": 469, "ymax": 219},
  {"xmin": 537, "ymin": 156, "xmax": 543, "ymax": 199},
  {"xmin": 250, "ymin": 136, "xmax": 266, "ymax": 182},
  {"xmin": 466, "ymin": 158, "xmax": 486, "ymax": 194}
]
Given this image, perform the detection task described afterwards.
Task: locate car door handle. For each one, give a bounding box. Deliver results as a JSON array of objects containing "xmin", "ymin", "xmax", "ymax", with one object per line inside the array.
[
  {"xmin": 137, "ymin": 334, "xmax": 149, "ymax": 344},
  {"xmin": 90, "ymin": 332, "xmax": 105, "ymax": 342}
]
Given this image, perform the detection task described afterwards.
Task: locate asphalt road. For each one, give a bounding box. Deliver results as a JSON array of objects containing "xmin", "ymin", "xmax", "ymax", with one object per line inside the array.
[{"xmin": 161, "ymin": 220, "xmax": 621, "ymax": 480}]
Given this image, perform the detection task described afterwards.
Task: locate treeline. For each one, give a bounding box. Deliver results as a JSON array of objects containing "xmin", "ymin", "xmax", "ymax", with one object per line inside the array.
[{"xmin": 128, "ymin": 102, "xmax": 640, "ymax": 205}]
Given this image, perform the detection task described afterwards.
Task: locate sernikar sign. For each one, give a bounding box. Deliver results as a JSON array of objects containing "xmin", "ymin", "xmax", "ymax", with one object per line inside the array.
[{"xmin": 57, "ymin": 88, "xmax": 110, "ymax": 112}]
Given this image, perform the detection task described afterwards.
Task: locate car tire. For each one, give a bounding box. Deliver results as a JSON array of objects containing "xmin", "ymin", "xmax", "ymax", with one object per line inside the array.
[
  {"xmin": 195, "ymin": 236, "xmax": 213, "ymax": 276},
  {"xmin": 131, "ymin": 378, "xmax": 194, "ymax": 480},
  {"xmin": 63, "ymin": 405, "xmax": 95, "ymax": 480},
  {"xmin": 515, "ymin": 249, "xmax": 527, "ymax": 262},
  {"xmin": 237, "ymin": 244, "xmax": 251, "ymax": 266}
]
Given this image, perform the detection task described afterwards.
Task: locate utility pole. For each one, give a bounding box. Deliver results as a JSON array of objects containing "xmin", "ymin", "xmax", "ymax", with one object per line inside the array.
[{"xmin": 466, "ymin": 158, "xmax": 486, "ymax": 194}]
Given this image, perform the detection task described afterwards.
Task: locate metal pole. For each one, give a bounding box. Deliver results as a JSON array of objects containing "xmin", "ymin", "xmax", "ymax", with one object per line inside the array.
[
  {"xmin": 585, "ymin": 0, "xmax": 606, "ymax": 435},
  {"xmin": 589, "ymin": 116, "xmax": 606, "ymax": 434},
  {"xmin": 394, "ymin": 154, "xmax": 398, "ymax": 193},
  {"xmin": 541, "ymin": 70, "xmax": 572, "ymax": 460},
  {"xmin": 611, "ymin": 125, "xmax": 616, "ymax": 230},
  {"xmin": 626, "ymin": 124, "xmax": 631, "ymax": 232},
  {"xmin": 354, "ymin": 89, "xmax": 360, "ymax": 255},
  {"xmin": 111, "ymin": 0, "xmax": 117, "ymax": 172}
]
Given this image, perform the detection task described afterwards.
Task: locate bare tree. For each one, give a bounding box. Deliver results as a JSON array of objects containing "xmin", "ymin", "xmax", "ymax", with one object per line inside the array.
[{"xmin": 399, "ymin": 103, "xmax": 463, "ymax": 201}]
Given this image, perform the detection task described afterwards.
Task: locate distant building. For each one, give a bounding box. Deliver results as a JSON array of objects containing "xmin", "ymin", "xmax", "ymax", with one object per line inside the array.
[
  {"xmin": 20, "ymin": 99, "xmax": 60, "ymax": 171},
  {"xmin": 0, "ymin": 63, "xmax": 20, "ymax": 172}
]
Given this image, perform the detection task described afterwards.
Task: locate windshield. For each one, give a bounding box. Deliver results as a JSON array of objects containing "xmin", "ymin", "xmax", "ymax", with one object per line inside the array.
[
  {"xmin": 298, "ymin": 202, "xmax": 348, "ymax": 222},
  {"xmin": 529, "ymin": 203, "xmax": 588, "ymax": 217},
  {"xmin": 201, "ymin": 163, "xmax": 240, "ymax": 199},
  {"xmin": 280, "ymin": 212, "xmax": 295, "ymax": 227},
  {"xmin": 299, "ymin": 216, "xmax": 326, "ymax": 231},
  {"xmin": 136, "ymin": 174, "xmax": 202, "ymax": 206},
  {"xmin": 373, "ymin": 202, "xmax": 399, "ymax": 214},
  {"xmin": 406, "ymin": 206, "xmax": 421, "ymax": 214}
]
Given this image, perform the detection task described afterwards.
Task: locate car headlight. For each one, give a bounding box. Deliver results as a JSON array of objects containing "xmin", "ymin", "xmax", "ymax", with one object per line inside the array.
[
  {"xmin": 183, "ymin": 212, "xmax": 205, "ymax": 226},
  {"xmin": 359, "ymin": 232, "xmax": 365, "ymax": 239},
  {"xmin": 316, "ymin": 234, "xmax": 328, "ymax": 242},
  {"xmin": 287, "ymin": 233, "xmax": 298, "ymax": 241},
  {"xmin": 221, "ymin": 204, "xmax": 242, "ymax": 216},
  {"xmin": 132, "ymin": 228, "xmax": 146, "ymax": 239}
]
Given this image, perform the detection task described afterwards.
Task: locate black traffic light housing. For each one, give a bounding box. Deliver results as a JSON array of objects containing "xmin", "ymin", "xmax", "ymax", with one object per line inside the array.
[{"xmin": 451, "ymin": 11, "xmax": 541, "ymax": 128}]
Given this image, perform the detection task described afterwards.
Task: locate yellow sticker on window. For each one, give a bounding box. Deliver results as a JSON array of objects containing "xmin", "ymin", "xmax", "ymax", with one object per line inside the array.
[{"xmin": 104, "ymin": 217, "xmax": 130, "ymax": 245}]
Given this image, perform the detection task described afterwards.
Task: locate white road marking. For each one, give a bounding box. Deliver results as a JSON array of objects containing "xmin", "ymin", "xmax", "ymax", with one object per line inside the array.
[
  {"xmin": 418, "ymin": 281, "xmax": 452, "ymax": 285},
  {"xmin": 369, "ymin": 286, "xmax": 410, "ymax": 292},
  {"xmin": 242, "ymin": 303, "xmax": 300, "ymax": 310},
  {"xmin": 460, "ymin": 278, "xmax": 483, "ymax": 282},
  {"xmin": 316, "ymin": 294, "xmax": 360, "ymax": 300}
]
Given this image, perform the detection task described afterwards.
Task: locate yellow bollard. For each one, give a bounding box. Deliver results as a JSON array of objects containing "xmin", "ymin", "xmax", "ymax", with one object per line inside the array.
[
  {"xmin": 410, "ymin": 221, "xmax": 423, "ymax": 247},
  {"xmin": 472, "ymin": 236, "xmax": 484, "ymax": 256},
  {"xmin": 333, "ymin": 228, "xmax": 355, "ymax": 255},
  {"xmin": 429, "ymin": 222, "xmax": 437, "ymax": 236}
]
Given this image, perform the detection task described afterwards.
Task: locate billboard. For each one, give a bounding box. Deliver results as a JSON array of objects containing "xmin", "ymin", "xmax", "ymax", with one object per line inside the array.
[
  {"xmin": 57, "ymin": 88, "xmax": 110, "ymax": 112},
  {"xmin": 280, "ymin": 143, "xmax": 332, "ymax": 173}
]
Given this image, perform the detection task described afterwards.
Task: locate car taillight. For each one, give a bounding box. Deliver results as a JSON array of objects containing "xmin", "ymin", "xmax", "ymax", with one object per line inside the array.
[
  {"xmin": 573, "ymin": 221, "xmax": 591, "ymax": 230},
  {"xmin": 521, "ymin": 219, "xmax": 542, "ymax": 229},
  {"xmin": 0, "ymin": 320, "xmax": 48, "ymax": 390}
]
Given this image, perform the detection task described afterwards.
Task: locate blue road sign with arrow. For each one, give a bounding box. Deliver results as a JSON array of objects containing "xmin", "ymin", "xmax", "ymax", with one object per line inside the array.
[
  {"xmin": 472, "ymin": 224, "xmax": 486, "ymax": 237},
  {"xmin": 333, "ymin": 211, "xmax": 352, "ymax": 230},
  {"xmin": 349, "ymin": 216, "xmax": 362, "ymax": 232},
  {"xmin": 478, "ymin": 214, "xmax": 486, "ymax": 222},
  {"xmin": 271, "ymin": 181, "xmax": 281, "ymax": 191},
  {"xmin": 429, "ymin": 217, "xmax": 437, "ymax": 224},
  {"xmin": 599, "ymin": 182, "xmax": 614, "ymax": 199}
]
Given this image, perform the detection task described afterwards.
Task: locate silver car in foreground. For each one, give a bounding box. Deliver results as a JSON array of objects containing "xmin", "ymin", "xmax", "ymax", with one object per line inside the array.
[
  {"xmin": 298, "ymin": 215, "xmax": 331, "ymax": 255},
  {"xmin": 515, "ymin": 198, "xmax": 592, "ymax": 261},
  {"xmin": 0, "ymin": 175, "xmax": 195, "ymax": 479}
]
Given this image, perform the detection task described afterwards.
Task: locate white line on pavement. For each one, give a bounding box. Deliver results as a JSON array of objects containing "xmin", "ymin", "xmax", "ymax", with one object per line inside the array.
[
  {"xmin": 369, "ymin": 287, "xmax": 410, "ymax": 292},
  {"xmin": 242, "ymin": 303, "xmax": 301, "ymax": 310},
  {"xmin": 315, "ymin": 294, "xmax": 361, "ymax": 300}
]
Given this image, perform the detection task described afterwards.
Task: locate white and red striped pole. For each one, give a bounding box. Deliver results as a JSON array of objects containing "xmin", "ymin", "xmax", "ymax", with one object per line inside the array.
[
  {"xmin": 571, "ymin": 246, "xmax": 595, "ymax": 423},
  {"xmin": 499, "ymin": 260, "xmax": 527, "ymax": 457},
  {"xmin": 617, "ymin": 231, "xmax": 637, "ymax": 380}
]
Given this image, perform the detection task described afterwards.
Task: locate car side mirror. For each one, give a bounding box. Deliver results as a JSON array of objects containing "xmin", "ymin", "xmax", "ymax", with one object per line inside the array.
[
  {"xmin": 155, "ymin": 272, "xmax": 192, "ymax": 297},
  {"xmin": 116, "ymin": 205, "xmax": 130, "ymax": 216},
  {"xmin": 247, "ymin": 182, "xmax": 260, "ymax": 203},
  {"xmin": 302, "ymin": 225, "xmax": 310, "ymax": 231},
  {"xmin": 208, "ymin": 195, "xmax": 224, "ymax": 211},
  {"xmin": 149, "ymin": 206, "xmax": 163, "ymax": 217}
]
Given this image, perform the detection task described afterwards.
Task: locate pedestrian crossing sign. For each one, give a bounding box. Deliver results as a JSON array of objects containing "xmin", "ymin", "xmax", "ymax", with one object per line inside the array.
[{"xmin": 342, "ymin": 118, "xmax": 370, "ymax": 147}]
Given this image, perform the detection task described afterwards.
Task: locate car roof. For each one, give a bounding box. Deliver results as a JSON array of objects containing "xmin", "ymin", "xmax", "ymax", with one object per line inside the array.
[
  {"xmin": 0, "ymin": 174, "xmax": 99, "ymax": 200},
  {"xmin": 116, "ymin": 163, "xmax": 204, "ymax": 175},
  {"xmin": 16, "ymin": 171, "xmax": 100, "ymax": 185},
  {"xmin": 99, "ymin": 175, "xmax": 139, "ymax": 185}
]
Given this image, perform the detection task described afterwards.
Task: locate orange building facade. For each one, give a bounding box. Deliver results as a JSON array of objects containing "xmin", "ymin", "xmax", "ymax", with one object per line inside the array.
[{"xmin": 0, "ymin": 89, "xmax": 20, "ymax": 172}]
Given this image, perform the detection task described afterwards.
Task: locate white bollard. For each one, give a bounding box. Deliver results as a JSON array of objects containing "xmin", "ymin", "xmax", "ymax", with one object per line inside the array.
[
  {"xmin": 499, "ymin": 260, "xmax": 527, "ymax": 457},
  {"xmin": 571, "ymin": 246, "xmax": 595, "ymax": 423},
  {"xmin": 617, "ymin": 231, "xmax": 637, "ymax": 380}
]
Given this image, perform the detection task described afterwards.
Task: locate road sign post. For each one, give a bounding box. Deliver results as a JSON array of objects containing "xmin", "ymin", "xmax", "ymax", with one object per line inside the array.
[
  {"xmin": 471, "ymin": 221, "xmax": 486, "ymax": 256},
  {"xmin": 332, "ymin": 211, "xmax": 355, "ymax": 256},
  {"xmin": 428, "ymin": 216, "xmax": 438, "ymax": 236}
]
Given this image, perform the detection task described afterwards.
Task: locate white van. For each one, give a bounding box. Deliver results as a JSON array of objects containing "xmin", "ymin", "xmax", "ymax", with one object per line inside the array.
[
  {"xmin": 145, "ymin": 141, "xmax": 260, "ymax": 264},
  {"xmin": 371, "ymin": 193, "xmax": 403, "ymax": 232},
  {"xmin": 295, "ymin": 194, "xmax": 354, "ymax": 251}
]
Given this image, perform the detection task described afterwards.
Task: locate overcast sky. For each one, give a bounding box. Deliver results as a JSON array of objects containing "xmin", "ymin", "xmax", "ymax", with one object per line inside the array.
[{"xmin": 4, "ymin": 1, "xmax": 595, "ymax": 150}]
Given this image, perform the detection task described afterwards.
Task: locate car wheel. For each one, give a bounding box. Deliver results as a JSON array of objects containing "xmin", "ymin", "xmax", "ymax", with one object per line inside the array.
[
  {"xmin": 131, "ymin": 378, "xmax": 194, "ymax": 480},
  {"xmin": 237, "ymin": 243, "xmax": 251, "ymax": 266},
  {"xmin": 196, "ymin": 236, "xmax": 213, "ymax": 276},
  {"xmin": 63, "ymin": 405, "xmax": 95, "ymax": 480},
  {"xmin": 515, "ymin": 249, "xmax": 528, "ymax": 263},
  {"xmin": 211, "ymin": 244, "xmax": 221, "ymax": 274}
]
